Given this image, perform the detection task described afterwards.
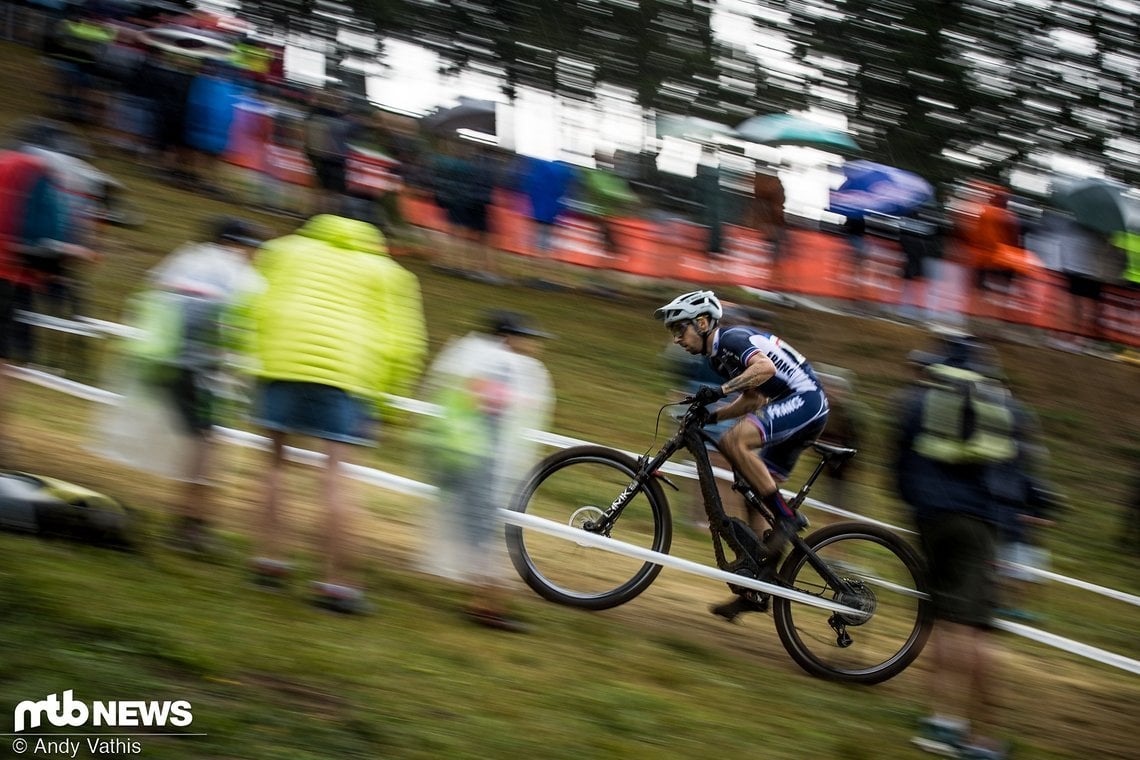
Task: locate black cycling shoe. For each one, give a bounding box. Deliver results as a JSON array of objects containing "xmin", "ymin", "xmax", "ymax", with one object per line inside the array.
[{"xmin": 710, "ymin": 593, "xmax": 770, "ymax": 622}]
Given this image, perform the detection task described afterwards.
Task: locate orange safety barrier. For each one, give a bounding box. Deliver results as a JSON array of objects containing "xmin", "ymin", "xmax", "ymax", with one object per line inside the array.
[
  {"xmin": 720, "ymin": 226, "xmax": 771, "ymax": 290},
  {"xmin": 962, "ymin": 263, "xmax": 1050, "ymax": 329},
  {"xmin": 1102, "ymin": 285, "xmax": 1140, "ymax": 345},
  {"xmin": 657, "ymin": 220, "xmax": 711, "ymax": 284},
  {"xmin": 261, "ymin": 186, "xmax": 1140, "ymax": 347},
  {"xmin": 265, "ymin": 144, "xmax": 313, "ymax": 187},
  {"xmin": 862, "ymin": 242, "xmax": 905, "ymax": 304},
  {"xmin": 611, "ymin": 217, "xmax": 669, "ymax": 278},
  {"xmin": 553, "ymin": 214, "xmax": 614, "ymax": 269},
  {"xmin": 489, "ymin": 191, "xmax": 532, "ymax": 256},
  {"xmin": 346, "ymin": 148, "xmax": 401, "ymax": 197},
  {"xmin": 780, "ymin": 230, "xmax": 853, "ymax": 299},
  {"xmin": 399, "ymin": 193, "xmax": 447, "ymax": 231}
]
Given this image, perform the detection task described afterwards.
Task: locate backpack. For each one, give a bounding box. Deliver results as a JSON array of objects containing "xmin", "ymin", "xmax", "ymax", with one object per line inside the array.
[
  {"xmin": 126, "ymin": 290, "xmax": 226, "ymax": 384},
  {"xmin": 912, "ymin": 364, "xmax": 1018, "ymax": 465},
  {"xmin": 19, "ymin": 174, "xmax": 73, "ymax": 275},
  {"xmin": 425, "ymin": 384, "xmax": 491, "ymax": 474}
]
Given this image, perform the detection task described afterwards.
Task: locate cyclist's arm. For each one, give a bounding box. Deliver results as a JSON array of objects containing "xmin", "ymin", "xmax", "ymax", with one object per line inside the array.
[
  {"xmin": 712, "ymin": 387, "xmax": 764, "ymax": 421},
  {"xmin": 721, "ymin": 352, "xmax": 776, "ymax": 396}
]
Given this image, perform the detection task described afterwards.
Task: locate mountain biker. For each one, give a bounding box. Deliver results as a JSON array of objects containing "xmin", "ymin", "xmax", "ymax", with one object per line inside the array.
[{"xmin": 655, "ymin": 290, "xmax": 830, "ymax": 620}]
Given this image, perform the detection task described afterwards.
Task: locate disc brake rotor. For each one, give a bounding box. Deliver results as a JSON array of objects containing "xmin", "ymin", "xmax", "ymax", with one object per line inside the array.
[{"xmin": 569, "ymin": 506, "xmax": 605, "ymax": 546}]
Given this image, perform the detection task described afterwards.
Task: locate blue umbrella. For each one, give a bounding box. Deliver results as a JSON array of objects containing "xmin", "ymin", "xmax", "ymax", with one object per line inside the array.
[
  {"xmin": 829, "ymin": 161, "xmax": 934, "ymax": 220},
  {"xmin": 734, "ymin": 114, "xmax": 860, "ymax": 153}
]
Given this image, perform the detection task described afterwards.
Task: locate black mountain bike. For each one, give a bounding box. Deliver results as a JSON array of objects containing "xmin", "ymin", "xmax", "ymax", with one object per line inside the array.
[{"xmin": 505, "ymin": 395, "xmax": 932, "ymax": 684}]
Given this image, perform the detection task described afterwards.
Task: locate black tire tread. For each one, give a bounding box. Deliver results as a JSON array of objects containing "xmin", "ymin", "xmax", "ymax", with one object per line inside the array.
[
  {"xmin": 505, "ymin": 445, "xmax": 672, "ymax": 610},
  {"xmin": 771, "ymin": 521, "xmax": 932, "ymax": 684}
]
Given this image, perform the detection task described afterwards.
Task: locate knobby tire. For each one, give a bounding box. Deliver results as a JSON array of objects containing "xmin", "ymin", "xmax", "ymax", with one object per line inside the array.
[{"xmin": 506, "ymin": 445, "xmax": 672, "ymax": 610}]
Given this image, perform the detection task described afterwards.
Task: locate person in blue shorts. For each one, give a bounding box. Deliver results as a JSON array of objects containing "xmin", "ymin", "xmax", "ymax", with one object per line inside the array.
[{"xmin": 655, "ymin": 290, "xmax": 829, "ymax": 620}]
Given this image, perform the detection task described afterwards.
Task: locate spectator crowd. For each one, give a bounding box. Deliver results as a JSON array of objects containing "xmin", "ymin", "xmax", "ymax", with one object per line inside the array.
[{"xmin": 0, "ymin": 7, "xmax": 1135, "ymax": 758}]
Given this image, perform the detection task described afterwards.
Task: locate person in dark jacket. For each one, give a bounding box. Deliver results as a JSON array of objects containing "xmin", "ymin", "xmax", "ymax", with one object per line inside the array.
[
  {"xmin": 149, "ymin": 53, "xmax": 197, "ymax": 185},
  {"xmin": 896, "ymin": 200, "xmax": 945, "ymax": 322},
  {"xmin": 303, "ymin": 92, "xmax": 351, "ymax": 214},
  {"xmin": 895, "ymin": 333, "xmax": 1016, "ymax": 760},
  {"xmin": 694, "ymin": 146, "xmax": 723, "ymax": 256}
]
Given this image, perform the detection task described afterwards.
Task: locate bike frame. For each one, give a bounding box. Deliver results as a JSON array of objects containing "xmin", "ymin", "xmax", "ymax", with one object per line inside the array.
[{"xmin": 588, "ymin": 413, "xmax": 852, "ymax": 593}]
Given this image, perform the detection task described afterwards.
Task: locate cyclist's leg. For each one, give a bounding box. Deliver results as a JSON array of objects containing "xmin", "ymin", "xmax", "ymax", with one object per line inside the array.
[
  {"xmin": 719, "ymin": 417, "xmax": 773, "ymax": 499},
  {"xmin": 745, "ymin": 391, "xmax": 830, "ymax": 550},
  {"xmin": 711, "ymin": 420, "xmax": 778, "ymax": 620},
  {"xmin": 718, "ymin": 421, "xmax": 776, "ymax": 537}
]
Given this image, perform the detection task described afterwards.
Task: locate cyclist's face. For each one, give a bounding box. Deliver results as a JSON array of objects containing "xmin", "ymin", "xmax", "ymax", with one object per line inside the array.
[{"xmin": 669, "ymin": 320, "xmax": 703, "ymax": 353}]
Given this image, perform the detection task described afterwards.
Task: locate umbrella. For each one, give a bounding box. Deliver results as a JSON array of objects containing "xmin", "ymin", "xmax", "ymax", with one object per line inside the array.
[
  {"xmin": 828, "ymin": 160, "xmax": 934, "ymax": 220},
  {"xmin": 656, "ymin": 115, "xmax": 733, "ymax": 142},
  {"xmin": 138, "ymin": 26, "xmax": 236, "ymax": 60},
  {"xmin": 734, "ymin": 113, "xmax": 859, "ymax": 153},
  {"xmin": 1052, "ymin": 177, "xmax": 1129, "ymax": 235},
  {"xmin": 421, "ymin": 98, "xmax": 496, "ymax": 136}
]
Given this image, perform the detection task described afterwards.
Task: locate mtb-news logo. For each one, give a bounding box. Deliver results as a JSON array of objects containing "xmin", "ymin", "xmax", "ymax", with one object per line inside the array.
[{"xmin": 9, "ymin": 690, "xmax": 194, "ymax": 756}]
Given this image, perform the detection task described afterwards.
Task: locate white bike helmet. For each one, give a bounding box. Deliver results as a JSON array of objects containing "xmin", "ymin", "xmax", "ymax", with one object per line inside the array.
[{"xmin": 654, "ymin": 290, "xmax": 724, "ymax": 325}]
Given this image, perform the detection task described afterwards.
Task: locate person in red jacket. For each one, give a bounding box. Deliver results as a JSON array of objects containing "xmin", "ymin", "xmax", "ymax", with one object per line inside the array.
[
  {"xmin": 0, "ymin": 152, "xmax": 52, "ymax": 464},
  {"xmin": 0, "ymin": 151, "xmax": 93, "ymax": 465}
]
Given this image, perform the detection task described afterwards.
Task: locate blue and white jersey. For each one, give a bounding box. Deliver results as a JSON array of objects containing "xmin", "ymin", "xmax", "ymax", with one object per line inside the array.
[{"xmin": 708, "ymin": 326, "xmax": 822, "ymax": 401}]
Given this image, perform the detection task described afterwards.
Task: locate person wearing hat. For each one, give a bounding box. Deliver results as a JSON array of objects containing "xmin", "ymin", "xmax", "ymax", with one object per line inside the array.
[
  {"xmin": 99, "ymin": 216, "xmax": 265, "ymax": 554},
  {"xmin": 420, "ymin": 310, "xmax": 554, "ymax": 632},
  {"xmin": 489, "ymin": 310, "xmax": 553, "ymax": 346},
  {"xmin": 894, "ymin": 331, "xmax": 1033, "ymax": 760}
]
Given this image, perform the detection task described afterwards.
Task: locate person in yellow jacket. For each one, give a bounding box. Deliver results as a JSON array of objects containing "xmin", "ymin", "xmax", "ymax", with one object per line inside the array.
[{"xmin": 243, "ymin": 214, "xmax": 427, "ymax": 614}]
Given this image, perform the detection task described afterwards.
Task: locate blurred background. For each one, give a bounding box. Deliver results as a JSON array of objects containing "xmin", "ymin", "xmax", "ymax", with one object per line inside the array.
[{"xmin": 0, "ymin": 1, "xmax": 1137, "ymax": 758}]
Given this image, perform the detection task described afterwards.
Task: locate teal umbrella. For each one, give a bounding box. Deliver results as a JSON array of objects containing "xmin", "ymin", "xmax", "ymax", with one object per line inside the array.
[
  {"xmin": 1052, "ymin": 177, "xmax": 1129, "ymax": 235},
  {"xmin": 734, "ymin": 114, "xmax": 860, "ymax": 153}
]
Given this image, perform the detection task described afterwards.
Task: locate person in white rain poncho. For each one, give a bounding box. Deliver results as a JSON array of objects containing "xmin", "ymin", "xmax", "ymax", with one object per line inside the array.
[
  {"xmin": 421, "ymin": 311, "xmax": 554, "ymax": 632},
  {"xmin": 94, "ymin": 217, "xmax": 264, "ymax": 553}
]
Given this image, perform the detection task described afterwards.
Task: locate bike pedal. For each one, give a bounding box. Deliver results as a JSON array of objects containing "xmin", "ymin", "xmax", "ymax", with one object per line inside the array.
[{"xmin": 710, "ymin": 594, "xmax": 770, "ymax": 622}]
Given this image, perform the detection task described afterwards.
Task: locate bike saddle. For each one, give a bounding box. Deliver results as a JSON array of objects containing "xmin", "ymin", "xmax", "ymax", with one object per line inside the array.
[{"xmin": 810, "ymin": 441, "xmax": 858, "ymax": 463}]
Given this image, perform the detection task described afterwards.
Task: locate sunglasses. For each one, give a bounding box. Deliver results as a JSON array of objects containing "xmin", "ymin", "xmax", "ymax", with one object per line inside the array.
[{"xmin": 668, "ymin": 321, "xmax": 693, "ymax": 339}]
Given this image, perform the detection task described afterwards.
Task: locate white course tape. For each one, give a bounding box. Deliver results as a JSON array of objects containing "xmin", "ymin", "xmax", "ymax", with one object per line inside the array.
[
  {"xmin": 7, "ymin": 365, "xmax": 1140, "ymax": 675},
  {"xmin": 1005, "ymin": 564, "xmax": 1139, "ymax": 607},
  {"xmin": 8, "ymin": 364, "xmax": 1136, "ymax": 603},
  {"xmin": 214, "ymin": 426, "xmax": 439, "ymax": 498},
  {"xmin": 501, "ymin": 509, "xmax": 870, "ymax": 615},
  {"xmin": 993, "ymin": 619, "xmax": 1140, "ymax": 676}
]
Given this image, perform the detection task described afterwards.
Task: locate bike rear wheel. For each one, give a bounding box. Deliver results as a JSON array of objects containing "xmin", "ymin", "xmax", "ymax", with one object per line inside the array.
[
  {"xmin": 772, "ymin": 521, "xmax": 932, "ymax": 684},
  {"xmin": 505, "ymin": 445, "xmax": 672, "ymax": 610}
]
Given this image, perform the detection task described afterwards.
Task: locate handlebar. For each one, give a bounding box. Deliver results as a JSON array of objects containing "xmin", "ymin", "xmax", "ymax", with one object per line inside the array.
[{"xmin": 672, "ymin": 394, "xmax": 714, "ymax": 429}]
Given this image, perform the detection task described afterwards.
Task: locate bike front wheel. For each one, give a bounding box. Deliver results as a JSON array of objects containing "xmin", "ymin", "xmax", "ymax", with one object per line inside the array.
[
  {"xmin": 505, "ymin": 445, "xmax": 672, "ymax": 610},
  {"xmin": 772, "ymin": 521, "xmax": 932, "ymax": 685}
]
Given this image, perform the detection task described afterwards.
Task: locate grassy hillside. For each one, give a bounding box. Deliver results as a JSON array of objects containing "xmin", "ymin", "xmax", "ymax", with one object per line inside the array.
[{"xmin": 0, "ymin": 41, "xmax": 1137, "ymax": 760}]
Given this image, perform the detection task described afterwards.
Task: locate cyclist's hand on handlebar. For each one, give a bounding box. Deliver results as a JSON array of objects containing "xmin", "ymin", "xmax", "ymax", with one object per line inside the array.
[
  {"xmin": 693, "ymin": 385, "xmax": 725, "ymax": 405},
  {"xmin": 690, "ymin": 405, "xmax": 715, "ymax": 427}
]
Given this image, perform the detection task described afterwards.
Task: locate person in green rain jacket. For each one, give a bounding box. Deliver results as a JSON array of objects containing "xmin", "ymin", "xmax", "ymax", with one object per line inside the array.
[{"xmin": 243, "ymin": 214, "xmax": 426, "ymax": 614}]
